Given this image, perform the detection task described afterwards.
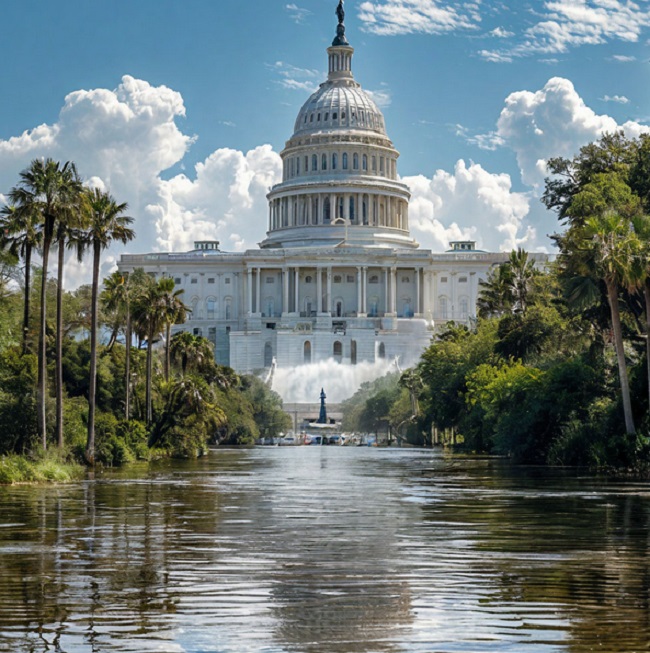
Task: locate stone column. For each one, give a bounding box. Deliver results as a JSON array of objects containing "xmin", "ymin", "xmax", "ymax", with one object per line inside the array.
[
  {"xmin": 317, "ymin": 267, "xmax": 323, "ymax": 313},
  {"xmin": 390, "ymin": 267, "xmax": 397, "ymax": 315},
  {"xmin": 415, "ymin": 267, "xmax": 421, "ymax": 316},
  {"xmin": 256, "ymin": 267, "xmax": 261, "ymax": 314},
  {"xmin": 344, "ymin": 193, "xmax": 350, "ymax": 221},
  {"xmin": 283, "ymin": 267, "xmax": 289, "ymax": 314},
  {"xmin": 246, "ymin": 268, "xmax": 253, "ymax": 316},
  {"xmin": 307, "ymin": 194, "xmax": 312, "ymax": 225},
  {"xmin": 362, "ymin": 266, "xmax": 368, "ymax": 315},
  {"xmin": 327, "ymin": 267, "xmax": 333, "ymax": 314},
  {"xmin": 294, "ymin": 267, "xmax": 300, "ymax": 314},
  {"xmin": 330, "ymin": 193, "xmax": 336, "ymax": 222},
  {"xmin": 356, "ymin": 266, "xmax": 362, "ymax": 315},
  {"xmin": 384, "ymin": 267, "xmax": 389, "ymax": 315}
]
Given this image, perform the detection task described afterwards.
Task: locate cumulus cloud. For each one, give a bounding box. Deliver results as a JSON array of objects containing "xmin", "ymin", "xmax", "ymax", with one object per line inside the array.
[
  {"xmin": 149, "ymin": 145, "xmax": 281, "ymax": 253},
  {"xmin": 494, "ymin": 76, "xmax": 649, "ymax": 187},
  {"xmin": 268, "ymin": 61, "xmax": 321, "ymax": 93},
  {"xmin": 601, "ymin": 94, "xmax": 630, "ymax": 103},
  {"xmin": 403, "ymin": 160, "xmax": 534, "ymax": 252},
  {"xmin": 358, "ymin": 0, "xmax": 482, "ymax": 36},
  {"xmin": 0, "ymin": 75, "xmax": 194, "ymax": 286},
  {"xmin": 286, "ymin": 3, "xmax": 311, "ymax": 23},
  {"xmin": 489, "ymin": 26, "xmax": 514, "ymax": 38}
]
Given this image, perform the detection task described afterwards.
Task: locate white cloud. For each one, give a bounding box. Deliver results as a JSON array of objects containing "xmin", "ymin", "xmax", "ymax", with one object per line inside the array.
[
  {"xmin": 0, "ymin": 75, "xmax": 194, "ymax": 287},
  {"xmin": 601, "ymin": 94, "xmax": 630, "ymax": 103},
  {"xmin": 150, "ymin": 145, "xmax": 281, "ymax": 254},
  {"xmin": 489, "ymin": 26, "xmax": 514, "ymax": 38},
  {"xmin": 612, "ymin": 54, "xmax": 636, "ymax": 61},
  {"xmin": 268, "ymin": 61, "xmax": 321, "ymax": 94},
  {"xmin": 286, "ymin": 3, "xmax": 311, "ymax": 23},
  {"xmin": 403, "ymin": 160, "xmax": 534, "ymax": 252},
  {"xmin": 366, "ymin": 88, "xmax": 393, "ymax": 108},
  {"xmin": 479, "ymin": 0, "xmax": 650, "ymax": 61},
  {"xmin": 494, "ymin": 76, "xmax": 649, "ymax": 187},
  {"xmin": 358, "ymin": 0, "xmax": 482, "ymax": 36}
]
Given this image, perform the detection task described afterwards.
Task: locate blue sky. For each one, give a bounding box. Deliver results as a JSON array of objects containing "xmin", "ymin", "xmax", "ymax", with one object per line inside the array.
[{"xmin": 1, "ymin": 0, "xmax": 649, "ymax": 283}]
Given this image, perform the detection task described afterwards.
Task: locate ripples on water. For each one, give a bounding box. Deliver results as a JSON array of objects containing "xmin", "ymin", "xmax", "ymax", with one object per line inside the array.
[{"xmin": 0, "ymin": 448, "xmax": 649, "ymax": 653}]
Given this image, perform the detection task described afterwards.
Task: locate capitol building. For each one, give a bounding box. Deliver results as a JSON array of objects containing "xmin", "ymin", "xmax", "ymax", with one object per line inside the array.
[{"xmin": 119, "ymin": 5, "xmax": 531, "ymax": 377}]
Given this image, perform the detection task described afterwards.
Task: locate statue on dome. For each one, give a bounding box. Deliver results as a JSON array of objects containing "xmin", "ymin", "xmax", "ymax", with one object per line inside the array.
[
  {"xmin": 336, "ymin": 0, "xmax": 345, "ymax": 25},
  {"xmin": 333, "ymin": 0, "xmax": 349, "ymax": 45}
]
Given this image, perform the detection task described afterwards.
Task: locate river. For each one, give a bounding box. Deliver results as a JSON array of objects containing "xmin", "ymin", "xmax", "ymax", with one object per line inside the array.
[{"xmin": 0, "ymin": 447, "xmax": 649, "ymax": 653}]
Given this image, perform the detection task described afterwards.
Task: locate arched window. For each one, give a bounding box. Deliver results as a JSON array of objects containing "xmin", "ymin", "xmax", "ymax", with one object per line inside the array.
[
  {"xmin": 312, "ymin": 154, "xmax": 318, "ymax": 171},
  {"xmin": 378, "ymin": 342, "xmax": 386, "ymax": 359},
  {"xmin": 351, "ymin": 340, "xmax": 357, "ymax": 365},
  {"xmin": 312, "ymin": 197, "xmax": 319, "ymax": 224},
  {"xmin": 332, "ymin": 153, "xmax": 338, "ymax": 170},
  {"xmin": 335, "ymin": 301, "xmax": 343, "ymax": 317},
  {"xmin": 342, "ymin": 153, "xmax": 348, "ymax": 169},
  {"xmin": 305, "ymin": 275, "xmax": 313, "ymax": 284},
  {"xmin": 225, "ymin": 298, "xmax": 232, "ymax": 321},
  {"xmin": 333, "ymin": 341, "xmax": 343, "ymax": 362},
  {"xmin": 362, "ymin": 155, "xmax": 368, "ymax": 171},
  {"xmin": 369, "ymin": 275, "xmax": 379, "ymax": 284},
  {"xmin": 304, "ymin": 341, "xmax": 312, "ymax": 364},
  {"xmin": 353, "ymin": 153, "xmax": 359, "ymax": 170},
  {"xmin": 333, "ymin": 275, "xmax": 342, "ymax": 283},
  {"xmin": 206, "ymin": 298, "xmax": 216, "ymax": 319},
  {"xmin": 322, "ymin": 154, "xmax": 327, "ymax": 170},
  {"xmin": 362, "ymin": 195, "xmax": 369, "ymax": 225},
  {"xmin": 372, "ymin": 156, "xmax": 377, "ymax": 171}
]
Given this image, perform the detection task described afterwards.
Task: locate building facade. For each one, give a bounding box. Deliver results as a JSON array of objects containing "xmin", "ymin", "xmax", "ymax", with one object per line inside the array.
[{"xmin": 118, "ymin": 6, "xmax": 542, "ymax": 374}]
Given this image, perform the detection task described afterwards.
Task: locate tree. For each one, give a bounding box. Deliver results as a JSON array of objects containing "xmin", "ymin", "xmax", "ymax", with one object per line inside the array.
[
  {"xmin": 82, "ymin": 188, "xmax": 134, "ymax": 465},
  {"xmin": 171, "ymin": 331, "xmax": 213, "ymax": 376},
  {"xmin": 8, "ymin": 159, "xmax": 83, "ymax": 449},
  {"xmin": 157, "ymin": 277, "xmax": 187, "ymax": 381},
  {"xmin": 0, "ymin": 203, "xmax": 41, "ymax": 354},
  {"xmin": 102, "ymin": 270, "xmax": 136, "ymax": 420},
  {"xmin": 564, "ymin": 173, "xmax": 644, "ymax": 435}
]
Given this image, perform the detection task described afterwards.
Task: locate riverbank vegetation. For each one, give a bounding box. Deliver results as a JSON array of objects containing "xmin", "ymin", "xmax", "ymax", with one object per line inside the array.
[
  {"xmin": 344, "ymin": 133, "xmax": 650, "ymax": 470},
  {"xmin": 0, "ymin": 158, "xmax": 290, "ymax": 481}
]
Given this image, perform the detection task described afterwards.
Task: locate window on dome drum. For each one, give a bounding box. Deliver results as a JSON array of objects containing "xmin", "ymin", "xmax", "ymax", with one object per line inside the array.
[
  {"xmin": 296, "ymin": 157, "xmax": 300, "ymax": 175},
  {"xmin": 372, "ymin": 156, "xmax": 377, "ymax": 171},
  {"xmin": 333, "ymin": 112, "xmax": 338, "ymax": 120},
  {"xmin": 310, "ymin": 114, "xmax": 314, "ymax": 122},
  {"xmin": 341, "ymin": 112, "xmax": 346, "ymax": 119},
  {"xmin": 363, "ymin": 155, "xmax": 368, "ymax": 171},
  {"xmin": 304, "ymin": 156, "xmax": 308, "ymax": 172},
  {"xmin": 346, "ymin": 275, "xmax": 354, "ymax": 283},
  {"xmin": 332, "ymin": 153, "xmax": 337, "ymax": 170},
  {"xmin": 312, "ymin": 154, "xmax": 317, "ymax": 171},
  {"xmin": 380, "ymin": 157, "xmax": 385, "ymax": 173},
  {"xmin": 317, "ymin": 113, "xmax": 321, "ymax": 121},
  {"xmin": 349, "ymin": 197, "xmax": 355, "ymax": 222},
  {"xmin": 322, "ymin": 154, "xmax": 327, "ymax": 170},
  {"xmin": 369, "ymin": 275, "xmax": 379, "ymax": 284},
  {"xmin": 325, "ymin": 112, "xmax": 329, "ymax": 121},
  {"xmin": 208, "ymin": 278, "xmax": 215, "ymax": 284},
  {"xmin": 305, "ymin": 276, "xmax": 313, "ymax": 284},
  {"xmin": 342, "ymin": 153, "xmax": 348, "ymax": 169},
  {"xmin": 225, "ymin": 278, "xmax": 231, "ymax": 284},
  {"xmin": 334, "ymin": 275, "xmax": 342, "ymax": 283},
  {"xmin": 401, "ymin": 276, "xmax": 410, "ymax": 283},
  {"xmin": 290, "ymin": 159, "xmax": 295, "ymax": 177},
  {"xmin": 353, "ymin": 153, "xmax": 359, "ymax": 170}
]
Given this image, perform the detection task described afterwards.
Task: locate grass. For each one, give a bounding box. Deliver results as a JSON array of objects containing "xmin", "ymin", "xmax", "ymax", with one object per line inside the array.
[{"xmin": 0, "ymin": 454, "xmax": 84, "ymax": 485}]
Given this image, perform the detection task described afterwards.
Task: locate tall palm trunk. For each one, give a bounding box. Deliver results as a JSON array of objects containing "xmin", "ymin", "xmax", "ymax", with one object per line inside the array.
[
  {"xmin": 146, "ymin": 325, "xmax": 154, "ymax": 424},
  {"xmin": 38, "ymin": 220, "xmax": 54, "ymax": 450},
  {"xmin": 645, "ymin": 279, "xmax": 650, "ymax": 411},
  {"xmin": 86, "ymin": 240, "xmax": 101, "ymax": 465},
  {"xmin": 606, "ymin": 279, "xmax": 635, "ymax": 434},
  {"xmin": 55, "ymin": 238, "xmax": 65, "ymax": 449},
  {"xmin": 125, "ymin": 306, "xmax": 131, "ymax": 420},
  {"xmin": 22, "ymin": 244, "xmax": 32, "ymax": 355}
]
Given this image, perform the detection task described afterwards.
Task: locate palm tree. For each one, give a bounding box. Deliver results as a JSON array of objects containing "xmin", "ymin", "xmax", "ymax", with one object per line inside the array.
[
  {"xmin": 567, "ymin": 173, "xmax": 644, "ymax": 435},
  {"xmin": 102, "ymin": 270, "xmax": 132, "ymax": 419},
  {"xmin": 0, "ymin": 203, "xmax": 42, "ymax": 354},
  {"xmin": 132, "ymin": 278, "xmax": 167, "ymax": 425},
  {"xmin": 157, "ymin": 277, "xmax": 188, "ymax": 381},
  {"xmin": 508, "ymin": 248, "xmax": 538, "ymax": 315},
  {"xmin": 171, "ymin": 331, "xmax": 214, "ymax": 376},
  {"xmin": 477, "ymin": 263, "xmax": 514, "ymax": 318},
  {"xmin": 82, "ymin": 188, "xmax": 134, "ymax": 465},
  {"xmin": 8, "ymin": 159, "xmax": 83, "ymax": 449}
]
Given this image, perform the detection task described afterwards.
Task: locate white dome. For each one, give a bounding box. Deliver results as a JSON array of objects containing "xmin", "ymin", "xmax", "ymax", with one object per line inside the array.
[{"xmin": 293, "ymin": 82, "xmax": 386, "ymax": 137}]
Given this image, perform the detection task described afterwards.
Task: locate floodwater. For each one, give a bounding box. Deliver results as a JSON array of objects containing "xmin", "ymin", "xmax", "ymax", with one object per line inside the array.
[{"xmin": 0, "ymin": 448, "xmax": 649, "ymax": 653}]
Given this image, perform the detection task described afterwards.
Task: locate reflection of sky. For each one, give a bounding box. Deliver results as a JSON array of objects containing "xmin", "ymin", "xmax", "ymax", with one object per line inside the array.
[{"xmin": 2, "ymin": 452, "xmax": 650, "ymax": 652}]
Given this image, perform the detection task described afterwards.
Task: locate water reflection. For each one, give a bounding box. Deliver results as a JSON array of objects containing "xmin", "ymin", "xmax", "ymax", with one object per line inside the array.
[{"xmin": 0, "ymin": 450, "xmax": 649, "ymax": 652}]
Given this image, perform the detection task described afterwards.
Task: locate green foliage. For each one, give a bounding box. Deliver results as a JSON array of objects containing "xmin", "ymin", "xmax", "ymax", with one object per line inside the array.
[{"xmin": 0, "ymin": 454, "xmax": 83, "ymax": 484}]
